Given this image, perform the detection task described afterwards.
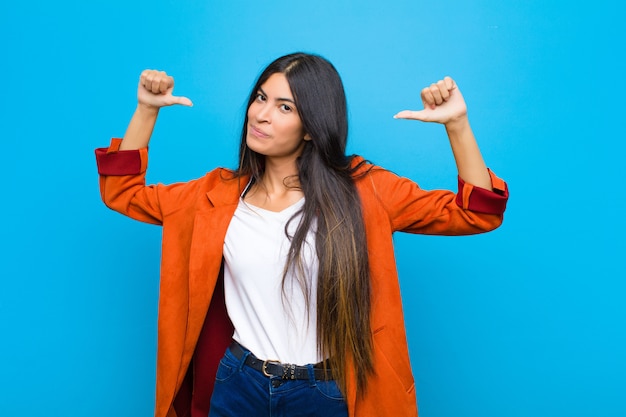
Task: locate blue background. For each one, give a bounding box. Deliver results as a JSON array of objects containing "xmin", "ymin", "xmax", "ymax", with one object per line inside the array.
[{"xmin": 1, "ymin": 1, "xmax": 624, "ymax": 416}]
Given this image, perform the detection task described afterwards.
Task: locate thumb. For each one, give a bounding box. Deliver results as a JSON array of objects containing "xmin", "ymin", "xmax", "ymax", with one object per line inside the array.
[
  {"xmin": 170, "ymin": 95, "xmax": 193, "ymax": 107},
  {"xmin": 393, "ymin": 110, "xmax": 428, "ymax": 121}
]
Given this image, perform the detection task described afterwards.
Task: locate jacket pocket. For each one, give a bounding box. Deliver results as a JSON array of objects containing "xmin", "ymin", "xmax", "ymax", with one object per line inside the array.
[{"xmin": 372, "ymin": 326, "xmax": 415, "ymax": 393}]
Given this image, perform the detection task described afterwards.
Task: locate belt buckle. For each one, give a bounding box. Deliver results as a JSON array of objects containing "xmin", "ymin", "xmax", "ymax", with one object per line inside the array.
[{"xmin": 262, "ymin": 359, "xmax": 281, "ymax": 377}]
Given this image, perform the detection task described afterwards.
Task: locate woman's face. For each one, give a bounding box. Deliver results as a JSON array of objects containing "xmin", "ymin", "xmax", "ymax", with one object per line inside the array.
[{"xmin": 246, "ymin": 73, "xmax": 310, "ymax": 161}]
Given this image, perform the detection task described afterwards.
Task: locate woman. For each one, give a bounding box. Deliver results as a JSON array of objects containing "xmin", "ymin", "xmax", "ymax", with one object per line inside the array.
[{"xmin": 95, "ymin": 52, "xmax": 508, "ymax": 417}]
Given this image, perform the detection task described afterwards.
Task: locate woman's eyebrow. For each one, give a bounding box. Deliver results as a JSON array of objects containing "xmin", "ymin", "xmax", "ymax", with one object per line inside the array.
[{"xmin": 259, "ymin": 87, "xmax": 295, "ymax": 104}]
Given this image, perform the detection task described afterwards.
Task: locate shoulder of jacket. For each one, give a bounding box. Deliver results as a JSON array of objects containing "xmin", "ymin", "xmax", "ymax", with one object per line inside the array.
[
  {"xmin": 351, "ymin": 156, "xmax": 398, "ymax": 185},
  {"xmin": 199, "ymin": 167, "xmax": 240, "ymax": 187}
]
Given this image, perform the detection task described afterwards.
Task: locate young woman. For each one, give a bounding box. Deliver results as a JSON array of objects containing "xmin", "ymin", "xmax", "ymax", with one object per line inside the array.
[{"xmin": 95, "ymin": 52, "xmax": 508, "ymax": 417}]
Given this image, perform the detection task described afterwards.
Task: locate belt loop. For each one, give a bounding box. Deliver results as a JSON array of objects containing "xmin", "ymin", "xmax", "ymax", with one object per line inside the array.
[
  {"xmin": 239, "ymin": 351, "xmax": 251, "ymax": 372},
  {"xmin": 306, "ymin": 363, "xmax": 316, "ymax": 387},
  {"xmin": 231, "ymin": 342, "xmax": 250, "ymax": 372}
]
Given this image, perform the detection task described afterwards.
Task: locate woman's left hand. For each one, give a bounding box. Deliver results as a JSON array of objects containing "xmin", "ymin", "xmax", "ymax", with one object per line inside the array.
[{"xmin": 394, "ymin": 76, "xmax": 468, "ymax": 126}]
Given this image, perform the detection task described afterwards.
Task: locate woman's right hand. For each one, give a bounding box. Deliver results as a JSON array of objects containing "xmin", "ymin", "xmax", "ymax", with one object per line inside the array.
[
  {"xmin": 137, "ymin": 70, "xmax": 193, "ymax": 109},
  {"xmin": 119, "ymin": 70, "xmax": 192, "ymax": 150}
]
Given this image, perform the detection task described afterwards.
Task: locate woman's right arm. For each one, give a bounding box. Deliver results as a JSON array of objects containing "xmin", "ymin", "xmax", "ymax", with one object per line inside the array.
[
  {"xmin": 96, "ymin": 70, "xmax": 193, "ymax": 224},
  {"xmin": 120, "ymin": 70, "xmax": 193, "ymax": 150}
]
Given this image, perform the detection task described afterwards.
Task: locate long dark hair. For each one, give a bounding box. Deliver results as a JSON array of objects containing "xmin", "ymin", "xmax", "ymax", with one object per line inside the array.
[{"xmin": 236, "ymin": 52, "xmax": 373, "ymax": 395}]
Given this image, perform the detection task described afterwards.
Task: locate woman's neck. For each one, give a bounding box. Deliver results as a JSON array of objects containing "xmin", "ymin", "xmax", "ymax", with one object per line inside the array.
[{"xmin": 245, "ymin": 156, "xmax": 304, "ymax": 212}]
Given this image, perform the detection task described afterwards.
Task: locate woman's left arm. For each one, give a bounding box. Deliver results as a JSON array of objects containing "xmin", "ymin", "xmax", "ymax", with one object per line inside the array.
[{"xmin": 394, "ymin": 77, "xmax": 492, "ymax": 190}]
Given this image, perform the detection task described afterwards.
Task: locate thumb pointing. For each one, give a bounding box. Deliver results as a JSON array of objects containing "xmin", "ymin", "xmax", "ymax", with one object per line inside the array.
[
  {"xmin": 393, "ymin": 110, "xmax": 426, "ymax": 121},
  {"xmin": 173, "ymin": 96, "xmax": 193, "ymax": 107}
]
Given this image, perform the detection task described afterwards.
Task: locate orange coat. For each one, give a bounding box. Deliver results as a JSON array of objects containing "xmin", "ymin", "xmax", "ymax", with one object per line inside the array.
[{"xmin": 96, "ymin": 138, "xmax": 508, "ymax": 417}]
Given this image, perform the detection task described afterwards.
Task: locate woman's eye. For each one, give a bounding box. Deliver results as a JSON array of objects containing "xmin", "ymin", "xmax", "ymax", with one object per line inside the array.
[
  {"xmin": 256, "ymin": 93, "xmax": 266, "ymax": 102},
  {"xmin": 280, "ymin": 104, "xmax": 292, "ymax": 112}
]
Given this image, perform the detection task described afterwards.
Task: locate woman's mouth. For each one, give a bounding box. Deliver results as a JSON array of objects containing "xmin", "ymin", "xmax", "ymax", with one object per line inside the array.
[{"xmin": 249, "ymin": 125, "xmax": 270, "ymax": 139}]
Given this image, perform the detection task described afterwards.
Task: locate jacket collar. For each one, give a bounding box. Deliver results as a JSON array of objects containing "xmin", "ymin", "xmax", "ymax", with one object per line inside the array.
[{"xmin": 205, "ymin": 172, "xmax": 250, "ymax": 208}]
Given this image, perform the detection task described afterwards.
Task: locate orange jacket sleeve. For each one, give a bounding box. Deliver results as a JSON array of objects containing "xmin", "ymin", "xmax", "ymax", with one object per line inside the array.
[
  {"xmin": 95, "ymin": 138, "xmax": 204, "ymax": 225},
  {"xmin": 359, "ymin": 165, "xmax": 508, "ymax": 235}
]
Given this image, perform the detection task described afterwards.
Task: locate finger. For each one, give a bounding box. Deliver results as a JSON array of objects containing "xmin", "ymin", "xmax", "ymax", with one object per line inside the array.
[
  {"xmin": 139, "ymin": 69, "xmax": 154, "ymax": 92},
  {"xmin": 144, "ymin": 71, "xmax": 161, "ymax": 94},
  {"xmin": 393, "ymin": 110, "xmax": 428, "ymax": 121},
  {"xmin": 421, "ymin": 87, "xmax": 436, "ymax": 109},
  {"xmin": 429, "ymin": 84, "xmax": 444, "ymax": 105},
  {"xmin": 143, "ymin": 70, "xmax": 169, "ymax": 94},
  {"xmin": 151, "ymin": 80, "xmax": 162, "ymax": 94},
  {"xmin": 436, "ymin": 79, "xmax": 450, "ymax": 101},
  {"xmin": 140, "ymin": 69, "xmax": 156, "ymax": 83},
  {"xmin": 172, "ymin": 96, "xmax": 193, "ymax": 107},
  {"xmin": 444, "ymin": 76, "xmax": 456, "ymax": 91},
  {"xmin": 159, "ymin": 74, "xmax": 174, "ymax": 95},
  {"xmin": 152, "ymin": 72, "xmax": 169, "ymax": 94}
]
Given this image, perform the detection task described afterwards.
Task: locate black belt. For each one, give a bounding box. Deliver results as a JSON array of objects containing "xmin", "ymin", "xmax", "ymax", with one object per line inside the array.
[{"xmin": 229, "ymin": 341, "xmax": 332, "ymax": 380}]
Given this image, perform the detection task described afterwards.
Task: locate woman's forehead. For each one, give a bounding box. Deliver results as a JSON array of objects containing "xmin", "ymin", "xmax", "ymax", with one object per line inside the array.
[{"xmin": 259, "ymin": 73, "xmax": 294, "ymax": 100}]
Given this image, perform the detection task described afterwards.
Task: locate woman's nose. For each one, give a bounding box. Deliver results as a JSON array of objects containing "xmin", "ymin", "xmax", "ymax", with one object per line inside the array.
[{"xmin": 253, "ymin": 103, "xmax": 271, "ymax": 123}]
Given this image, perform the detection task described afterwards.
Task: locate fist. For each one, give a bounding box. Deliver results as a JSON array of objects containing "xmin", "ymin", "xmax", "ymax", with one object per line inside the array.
[
  {"xmin": 394, "ymin": 76, "xmax": 467, "ymax": 125},
  {"xmin": 137, "ymin": 70, "xmax": 193, "ymax": 109}
]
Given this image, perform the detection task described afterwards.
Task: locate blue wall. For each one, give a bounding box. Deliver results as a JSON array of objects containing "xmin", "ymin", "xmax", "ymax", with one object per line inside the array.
[{"xmin": 1, "ymin": 1, "xmax": 624, "ymax": 416}]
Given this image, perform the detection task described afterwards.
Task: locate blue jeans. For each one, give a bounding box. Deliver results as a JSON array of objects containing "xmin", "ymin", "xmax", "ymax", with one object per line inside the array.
[{"xmin": 208, "ymin": 345, "xmax": 348, "ymax": 417}]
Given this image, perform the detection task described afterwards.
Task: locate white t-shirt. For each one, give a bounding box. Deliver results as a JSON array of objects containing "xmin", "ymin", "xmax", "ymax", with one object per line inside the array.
[{"xmin": 223, "ymin": 197, "xmax": 321, "ymax": 365}]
